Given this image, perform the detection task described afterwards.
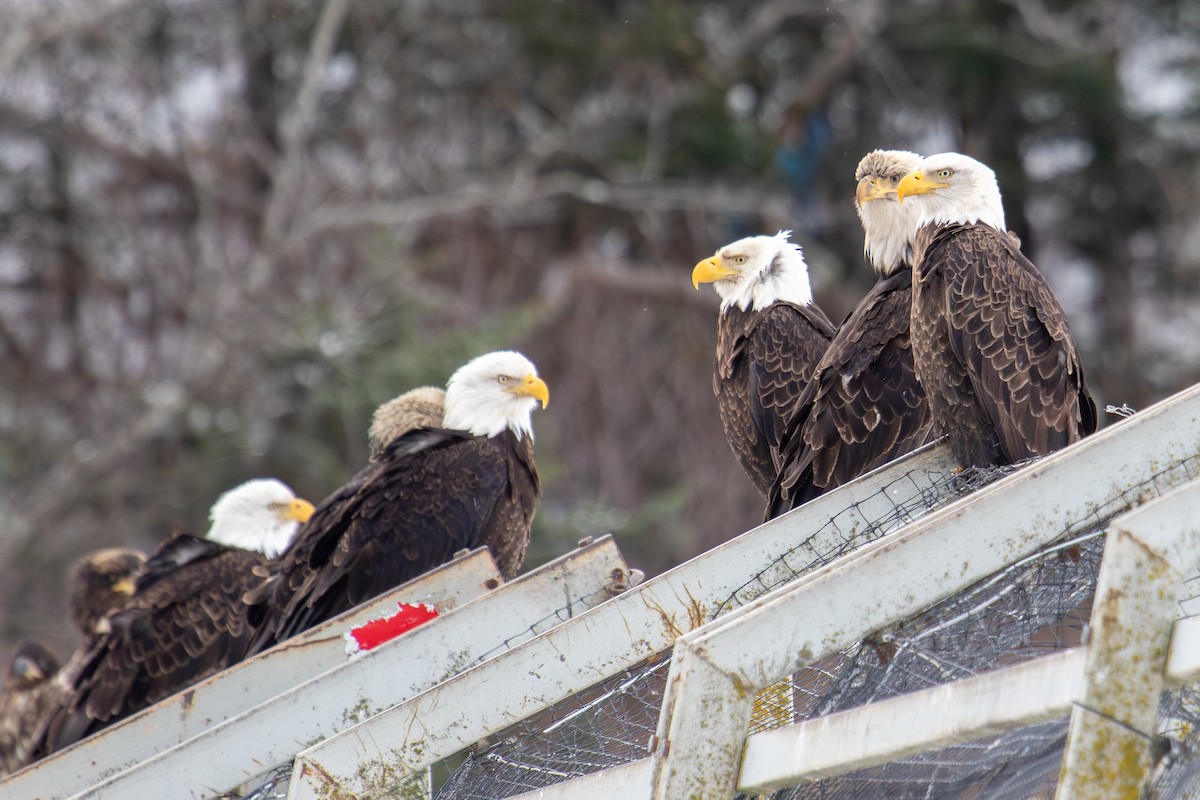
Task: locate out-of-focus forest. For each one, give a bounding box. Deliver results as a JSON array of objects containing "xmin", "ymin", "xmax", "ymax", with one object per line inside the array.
[{"xmin": 1, "ymin": 0, "xmax": 1197, "ymax": 663}]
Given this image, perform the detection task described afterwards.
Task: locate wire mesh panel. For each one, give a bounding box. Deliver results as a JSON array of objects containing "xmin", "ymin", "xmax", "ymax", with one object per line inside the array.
[
  {"xmin": 435, "ymin": 463, "xmax": 1005, "ymax": 800},
  {"xmin": 437, "ymin": 450, "xmax": 1200, "ymax": 800},
  {"xmin": 435, "ymin": 655, "xmax": 672, "ymax": 799},
  {"xmin": 772, "ymin": 719, "xmax": 1068, "ymax": 800},
  {"xmin": 755, "ymin": 453, "xmax": 1200, "ymax": 799}
]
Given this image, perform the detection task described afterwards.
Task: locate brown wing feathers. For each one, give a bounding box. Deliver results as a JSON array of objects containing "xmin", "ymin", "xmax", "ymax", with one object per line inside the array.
[
  {"xmin": 933, "ymin": 224, "xmax": 1096, "ymax": 465},
  {"xmin": 769, "ymin": 270, "xmax": 933, "ymax": 516},
  {"xmin": 246, "ymin": 427, "xmax": 538, "ymax": 652},
  {"xmin": 35, "ymin": 535, "xmax": 266, "ymax": 755},
  {"xmin": 716, "ymin": 302, "xmax": 834, "ymax": 497}
]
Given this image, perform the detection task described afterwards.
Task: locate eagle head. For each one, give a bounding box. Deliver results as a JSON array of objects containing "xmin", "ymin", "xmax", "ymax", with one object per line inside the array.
[
  {"xmin": 443, "ymin": 350, "xmax": 549, "ymax": 440},
  {"xmin": 691, "ymin": 231, "xmax": 813, "ymax": 312},
  {"xmin": 854, "ymin": 149, "xmax": 922, "ymax": 276},
  {"xmin": 368, "ymin": 385, "xmax": 447, "ymax": 457},
  {"xmin": 896, "ymin": 152, "xmax": 1007, "ymax": 233},
  {"xmin": 68, "ymin": 547, "xmax": 147, "ymax": 636},
  {"xmin": 7, "ymin": 642, "xmax": 59, "ymax": 688},
  {"xmin": 206, "ymin": 478, "xmax": 315, "ymax": 558}
]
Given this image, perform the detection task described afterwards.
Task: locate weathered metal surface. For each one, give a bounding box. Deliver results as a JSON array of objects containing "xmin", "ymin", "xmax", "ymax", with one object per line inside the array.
[
  {"xmin": 285, "ymin": 443, "xmax": 961, "ymax": 800},
  {"xmin": 1166, "ymin": 615, "xmax": 1200, "ymax": 683},
  {"xmin": 648, "ymin": 385, "xmax": 1200, "ymax": 799},
  {"xmin": 40, "ymin": 536, "xmax": 626, "ymax": 800},
  {"xmin": 0, "ymin": 548, "xmax": 499, "ymax": 800},
  {"xmin": 739, "ymin": 648, "xmax": 1087, "ymax": 794},
  {"xmin": 1057, "ymin": 480, "xmax": 1200, "ymax": 800},
  {"xmin": 649, "ymin": 637, "xmax": 754, "ymax": 800},
  {"xmin": 507, "ymin": 758, "xmax": 653, "ymax": 799},
  {"xmin": 521, "ymin": 607, "xmax": 1200, "ymax": 800}
]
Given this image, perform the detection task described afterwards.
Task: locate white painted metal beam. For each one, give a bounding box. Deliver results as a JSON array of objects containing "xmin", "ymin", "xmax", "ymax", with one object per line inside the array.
[
  {"xmin": 284, "ymin": 443, "xmax": 962, "ymax": 800},
  {"xmin": 518, "ymin": 606, "xmax": 1200, "ymax": 800},
  {"xmin": 507, "ymin": 759, "xmax": 654, "ymax": 800},
  {"xmin": 1166, "ymin": 615, "xmax": 1200, "ymax": 683},
  {"xmin": 739, "ymin": 648, "xmax": 1086, "ymax": 794},
  {"xmin": 23, "ymin": 536, "xmax": 627, "ymax": 800},
  {"xmin": 0, "ymin": 548, "xmax": 500, "ymax": 800},
  {"xmin": 648, "ymin": 384, "xmax": 1200, "ymax": 799},
  {"xmin": 1057, "ymin": 480, "xmax": 1200, "ymax": 799}
]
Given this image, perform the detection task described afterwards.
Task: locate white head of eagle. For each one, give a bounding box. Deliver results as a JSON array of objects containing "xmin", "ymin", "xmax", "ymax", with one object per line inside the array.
[
  {"xmin": 691, "ymin": 230, "xmax": 814, "ymax": 312},
  {"xmin": 896, "ymin": 152, "xmax": 1007, "ymax": 233},
  {"xmin": 854, "ymin": 149, "xmax": 923, "ymax": 276},
  {"xmin": 443, "ymin": 350, "xmax": 549, "ymax": 440},
  {"xmin": 206, "ymin": 478, "xmax": 315, "ymax": 558}
]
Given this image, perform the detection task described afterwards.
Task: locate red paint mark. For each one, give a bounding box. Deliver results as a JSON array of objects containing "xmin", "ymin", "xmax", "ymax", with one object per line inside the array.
[{"xmin": 345, "ymin": 603, "xmax": 439, "ymax": 655}]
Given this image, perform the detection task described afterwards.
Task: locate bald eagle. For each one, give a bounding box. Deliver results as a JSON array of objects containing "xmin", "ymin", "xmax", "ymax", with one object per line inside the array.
[
  {"xmin": 68, "ymin": 548, "xmax": 146, "ymax": 638},
  {"xmin": 0, "ymin": 643, "xmax": 59, "ymax": 775},
  {"xmin": 32, "ymin": 479, "xmax": 313, "ymax": 757},
  {"xmin": 692, "ymin": 232, "xmax": 836, "ymax": 497},
  {"xmin": 367, "ymin": 385, "xmax": 446, "ymax": 458},
  {"xmin": 897, "ymin": 152, "xmax": 1096, "ymax": 467},
  {"xmin": 769, "ymin": 151, "xmax": 935, "ymax": 516},
  {"xmin": 0, "ymin": 551, "xmax": 143, "ymax": 775},
  {"xmin": 245, "ymin": 351, "xmax": 546, "ymax": 651}
]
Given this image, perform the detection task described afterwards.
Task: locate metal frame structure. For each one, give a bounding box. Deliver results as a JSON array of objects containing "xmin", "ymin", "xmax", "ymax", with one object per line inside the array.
[
  {"xmin": 493, "ymin": 384, "xmax": 1200, "ymax": 800},
  {"xmin": 1, "ymin": 537, "xmax": 629, "ymax": 800},
  {"xmin": 1, "ymin": 547, "xmax": 500, "ymax": 800},
  {"xmin": 5, "ymin": 384, "xmax": 1198, "ymax": 800},
  {"xmin": 284, "ymin": 444, "xmax": 961, "ymax": 800},
  {"xmin": 291, "ymin": 382, "xmax": 1200, "ymax": 800}
]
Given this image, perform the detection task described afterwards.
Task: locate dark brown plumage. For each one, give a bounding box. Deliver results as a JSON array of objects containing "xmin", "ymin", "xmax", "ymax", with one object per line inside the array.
[
  {"xmin": 37, "ymin": 535, "xmax": 272, "ymax": 753},
  {"xmin": 245, "ymin": 351, "xmax": 546, "ymax": 651},
  {"xmin": 769, "ymin": 151, "xmax": 934, "ymax": 516},
  {"xmin": 694, "ymin": 233, "xmax": 836, "ymax": 497},
  {"xmin": 770, "ymin": 272, "xmax": 933, "ymax": 514},
  {"xmin": 899, "ymin": 153, "xmax": 1097, "ymax": 467},
  {"xmin": 20, "ymin": 480, "xmax": 312, "ymax": 764},
  {"xmin": 0, "ymin": 642, "xmax": 59, "ymax": 775}
]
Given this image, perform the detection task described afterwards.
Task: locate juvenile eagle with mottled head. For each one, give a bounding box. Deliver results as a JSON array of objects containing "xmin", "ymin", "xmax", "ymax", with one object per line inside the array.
[
  {"xmin": 897, "ymin": 152, "xmax": 1096, "ymax": 467},
  {"xmin": 692, "ymin": 232, "xmax": 835, "ymax": 497},
  {"xmin": 769, "ymin": 150, "xmax": 935, "ymax": 516},
  {"xmin": 245, "ymin": 351, "xmax": 546, "ymax": 651},
  {"xmin": 68, "ymin": 547, "xmax": 146, "ymax": 639},
  {"xmin": 0, "ymin": 642, "xmax": 60, "ymax": 775}
]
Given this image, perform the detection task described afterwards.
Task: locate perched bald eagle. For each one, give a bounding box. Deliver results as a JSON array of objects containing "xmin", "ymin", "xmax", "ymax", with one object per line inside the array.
[
  {"xmin": 67, "ymin": 548, "xmax": 146, "ymax": 638},
  {"xmin": 0, "ymin": 643, "xmax": 59, "ymax": 775},
  {"xmin": 692, "ymin": 232, "xmax": 836, "ymax": 497},
  {"xmin": 245, "ymin": 351, "xmax": 546, "ymax": 651},
  {"xmin": 768, "ymin": 151, "xmax": 935, "ymax": 516},
  {"xmin": 367, "ymin": 385, "xmax": 446, "ymax": 458},
  {"xmin": 32, "ymin": 479, "xmax": 313, "ymax": 758},
  {"xmin": 897, "ymin": 152, "xmax": 1096, "ymax": 467}
]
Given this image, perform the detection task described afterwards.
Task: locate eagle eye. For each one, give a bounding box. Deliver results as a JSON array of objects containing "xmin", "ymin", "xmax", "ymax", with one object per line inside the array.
[
  {"xmin": 734, "ymin": 256, "xmax": 747, "ymax": 265},
  {"xmin": 497, "ymin": 375, "xmax": 511, "ymax": 384},
  {"xmin": 938, "ymin": 168, "xmax": 953, "ymax": 179}
]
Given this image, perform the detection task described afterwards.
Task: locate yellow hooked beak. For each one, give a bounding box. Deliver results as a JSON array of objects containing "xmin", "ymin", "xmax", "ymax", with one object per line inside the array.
[
  {"xmin": 513, "ymin": 375, "xmax": 550, "ymax": 408},
  {"xmin": 281, "ymin": 498, "xmax": 316, "ymax": 524},
  {"xmin": 855, "ymin": 176, "xmax": 897, "ymax": 205},
  {"xmin": 896, "ymin": 170, "xmax": 948, "ymax": 203},
  {"xmin": 111, "ymin": 576, "xmax": 136, "ymax": 597},
  {"xmin": 691, "ymin": 256, "xmax": 739, "ymax": 289}
]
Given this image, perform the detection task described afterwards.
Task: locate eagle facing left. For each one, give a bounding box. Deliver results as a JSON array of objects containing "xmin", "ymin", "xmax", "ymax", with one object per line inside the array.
[{"xmin": 693, "ymin": 232, "xmax": 836, "ymax": 497}]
